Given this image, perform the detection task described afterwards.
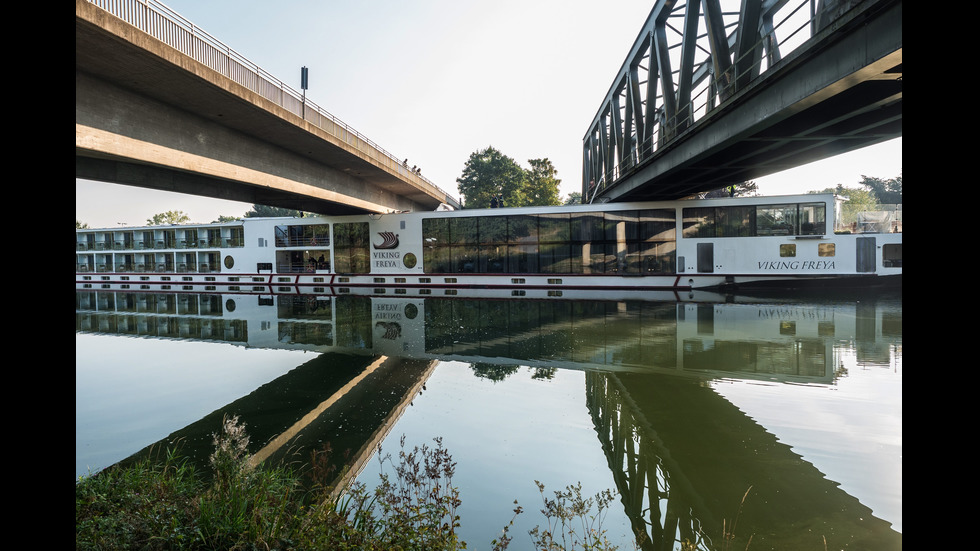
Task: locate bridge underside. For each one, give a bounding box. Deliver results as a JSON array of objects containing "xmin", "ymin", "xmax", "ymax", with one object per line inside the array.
[
  {"xmin": 75, "ymin": 70, "xmax": 393, "ymax": 216},
  {"xmin": 591, "ymin": 0, "xmax": 902, "ymax": 202},
  {"xmin": 76, "ymin": 0, "xmax": 451, "ymax": 215}
]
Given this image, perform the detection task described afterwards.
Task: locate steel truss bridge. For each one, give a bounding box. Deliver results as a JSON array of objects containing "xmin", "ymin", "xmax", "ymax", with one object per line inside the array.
[{"xmin": 582, "ymin": 0, "xmax": 901, "ymax": 203}]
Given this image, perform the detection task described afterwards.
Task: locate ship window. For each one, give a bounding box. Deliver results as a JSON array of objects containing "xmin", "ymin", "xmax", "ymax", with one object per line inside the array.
[
  {"xmin": 678, "ymin": 205, "xmax": 758, "ymax": 238},
  {"xmin": 799, "ymin": 203, "xmax": 826, "ymax": 235},
  {"xmin": 780, "ymin": 244, "xmax": 796, "ymax": 257},
  {"xmin": 883, "ymin": 243, "xmax": 902, "ymax": 267},
  {"xmin": 224, "ymin": 255, "xmax": 235, "ymax": 269},
  {"xmin": 757, "ymin": 205, "xmax": 797, "ymax": 236},
  {"xmin": 275, "ymin": 224, "xmax": 330, "ymax": 247},
  {"xmin": 334, "ymin": 222, "xmax": 370, "ymax": 273},
  {"xmin": 818, "ymin": 243, "xmax": 835, "ymax": 257}
]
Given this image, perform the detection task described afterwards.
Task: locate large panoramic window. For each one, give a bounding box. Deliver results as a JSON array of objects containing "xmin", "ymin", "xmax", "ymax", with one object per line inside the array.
[
  {"xmin": 422, "ymin": 210, "xmax": 676, "ymax": 275},
  {"xmin": 683, "ymin": 202, "xmax": 826, "ymax": 238}
]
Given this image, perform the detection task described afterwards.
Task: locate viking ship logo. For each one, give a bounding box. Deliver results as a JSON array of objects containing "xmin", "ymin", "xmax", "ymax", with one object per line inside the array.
[
  {"xmin": 374, "ymin": 231, "xmax": 400, "ymax": 249},
  {"xmin": 375, "ymin": 321, "xmax": 402, "ymax": 340}
]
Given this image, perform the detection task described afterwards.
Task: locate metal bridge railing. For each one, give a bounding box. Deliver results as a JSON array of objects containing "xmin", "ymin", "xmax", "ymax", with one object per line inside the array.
[{"xmin": 85, "ymin": 0, "xmax": 460, "ymax": 209}]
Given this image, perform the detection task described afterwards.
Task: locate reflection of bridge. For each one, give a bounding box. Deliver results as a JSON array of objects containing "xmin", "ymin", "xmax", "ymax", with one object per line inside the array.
[
  {"xmin": 587, "ymin": 372, "xmax": 901, "ymax": 549},
  {"xmin": 115, "ymin": 350, "xmax": 436, "ymax": 498},
  {"xmin": 584, "ymin": 0, "xmax": 902, "ymax": 202}
]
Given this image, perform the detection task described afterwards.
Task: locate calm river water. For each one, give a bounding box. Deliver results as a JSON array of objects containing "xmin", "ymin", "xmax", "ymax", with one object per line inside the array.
[{"xmin": 76, "ymin": 288, "xmax": 901, "ymax": 550}]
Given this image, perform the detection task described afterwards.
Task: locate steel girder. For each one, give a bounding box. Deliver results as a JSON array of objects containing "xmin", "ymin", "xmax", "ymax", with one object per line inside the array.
[{"xmin": 582, "ymin": 0, "xmax": 879, "ymax": 202}]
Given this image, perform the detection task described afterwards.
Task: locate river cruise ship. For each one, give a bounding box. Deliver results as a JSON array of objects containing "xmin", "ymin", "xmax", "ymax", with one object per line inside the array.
[{"xmin": 76, "ymin": 193, "xmax": 902, "ymax": 295}]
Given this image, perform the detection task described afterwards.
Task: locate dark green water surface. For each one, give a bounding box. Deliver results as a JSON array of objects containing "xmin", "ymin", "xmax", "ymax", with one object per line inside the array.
[{"xmin": 76, "ymin": 289, "xmax": 901, "ymax": 550}]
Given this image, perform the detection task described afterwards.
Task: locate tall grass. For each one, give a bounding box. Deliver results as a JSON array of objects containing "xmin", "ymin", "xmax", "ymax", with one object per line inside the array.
[{"xmin": 76, "ymin": 414, "xmax": 629, "ymax": 550}]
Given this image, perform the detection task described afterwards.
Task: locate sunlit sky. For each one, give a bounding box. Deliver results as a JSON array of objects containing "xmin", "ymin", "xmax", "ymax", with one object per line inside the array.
[{"xmin": 76, "ymin": 0, "xmax": 901, "ymax": 228}]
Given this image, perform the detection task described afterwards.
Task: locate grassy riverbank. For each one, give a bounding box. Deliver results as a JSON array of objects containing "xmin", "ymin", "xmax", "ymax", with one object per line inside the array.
[{"xmin": 76, "ymin": 415, "xmax": 626, "ymax": 551}]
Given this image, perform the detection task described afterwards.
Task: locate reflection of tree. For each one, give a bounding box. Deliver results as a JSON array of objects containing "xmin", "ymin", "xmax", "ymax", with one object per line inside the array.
[
  {"xmin": 470, "ymin": 363, "xmax": 519, "ymax": 382},
  {"xmin": 531, "ymin": 367, "xmax": 556, "ymax": 380}
]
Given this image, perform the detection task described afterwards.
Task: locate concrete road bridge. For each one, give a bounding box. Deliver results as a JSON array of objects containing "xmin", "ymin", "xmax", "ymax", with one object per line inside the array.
[
  {"xmin": 76, "ymin": 0, "xmax": 460, "ymax": 215},
  {"xmin": 583, "ymin": 0, "xmax": 901, "ymax": 203}
]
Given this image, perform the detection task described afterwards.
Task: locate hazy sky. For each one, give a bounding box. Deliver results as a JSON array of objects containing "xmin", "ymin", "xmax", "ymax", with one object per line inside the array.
[{"xmin": 76, "ymin": 0, "xmax": 901, "ymax": 228}]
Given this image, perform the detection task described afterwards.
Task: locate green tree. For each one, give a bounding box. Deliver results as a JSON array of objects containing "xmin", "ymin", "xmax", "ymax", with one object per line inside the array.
[
  {"xmin": 76, "ymin": 220, "xmax": 89, "ymax": 229},
  {"xmin": 704, "ymin": 181, "xmax": 759, "ymax": 198},
  {"xmin": 563, "ymin": 191, "xmax": 582, "ymax": 205},
  {"xmin": 146, "ymin": 210, "xmax": 190, "ymax": 225},
  {"xmin": 525, "ymin": 158, "xmax": 562, "ymax": 206},
  {"xmin": 860, "ymin": 173, "xmax": 902, "ymax": 204},
  {"xmin": 814, "ymin": 184, "xmax": 879, "ymax": 227},
  {"xmin": 457, "ymin": 147, "xmax": 527, "ymax": 209},
  {"xmin": 244, "ymin": 205, "xmax": 306, "ymax": 218},
  {"xmin": 213, "ymin": 215, "xmax": 242, "ymax": 223}
]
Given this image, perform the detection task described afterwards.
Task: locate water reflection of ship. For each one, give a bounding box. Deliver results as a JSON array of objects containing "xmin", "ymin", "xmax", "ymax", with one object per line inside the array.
[{"xmin": 76, "ymin": 289, "xmax": 901, "ymax": 385}]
